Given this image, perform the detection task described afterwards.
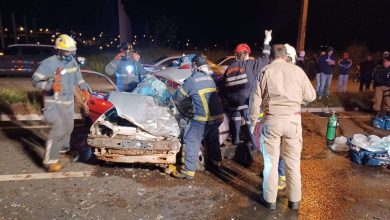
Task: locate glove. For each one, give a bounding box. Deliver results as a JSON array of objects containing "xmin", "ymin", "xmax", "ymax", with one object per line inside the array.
[
  {"xmin": 53, "ymin": 68, "xmax": 62, "ymax": 92},
  {"xmin": 81, "ymin": 89, "xmax": 90, "ymax": 101},
  {"xmin": 264, "ymin": 30, "xmax": 272, "ymax": 45}
]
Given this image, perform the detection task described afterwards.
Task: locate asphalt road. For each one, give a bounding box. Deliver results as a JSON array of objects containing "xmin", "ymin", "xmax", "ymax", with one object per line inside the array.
[{"xmin": 0, "ymin": 112, "xmax": 389, "ymax": 220}]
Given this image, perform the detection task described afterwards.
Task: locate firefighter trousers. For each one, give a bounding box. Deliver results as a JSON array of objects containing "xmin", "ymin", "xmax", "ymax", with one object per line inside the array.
[
  {"xmin": 42, "ymin": 100, "xmax": 75, "ymax": 165},
  {"xmin": 230, "ymin": 109, "xmax": 258, "ymax": 149},
  {"xmin": 181, "ymin": 119, "xmax": 223, "ymax": 176},
  {"xmin": 261, "ymin": 114, "xmax": 302, "ymax": 203}
]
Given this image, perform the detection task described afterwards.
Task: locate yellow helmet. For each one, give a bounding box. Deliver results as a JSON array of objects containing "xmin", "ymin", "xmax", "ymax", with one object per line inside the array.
[{"xmin": 55, "ymin": 34, "xmax": 77, "ymax": 51}]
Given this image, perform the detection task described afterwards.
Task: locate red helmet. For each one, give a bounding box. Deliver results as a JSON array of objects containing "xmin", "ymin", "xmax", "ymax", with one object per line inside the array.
[{"xmin": 235, "ymin": 43, "xmax": 251, "ymax": 54}]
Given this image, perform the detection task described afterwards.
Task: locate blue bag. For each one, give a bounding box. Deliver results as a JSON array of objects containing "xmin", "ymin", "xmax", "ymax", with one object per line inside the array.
[{"xmin": 347, "ymin": 138, "xmax": 390, "ymax": 166}]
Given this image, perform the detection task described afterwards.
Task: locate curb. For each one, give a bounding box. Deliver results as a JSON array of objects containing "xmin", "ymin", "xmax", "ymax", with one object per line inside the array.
[
  {"xmin": 0, "ymin": 113, "xmax": 82, "ymax": 121},
  {"xmin": 0, "ymin": 108, "xmax": 347, "ymax": 122}
]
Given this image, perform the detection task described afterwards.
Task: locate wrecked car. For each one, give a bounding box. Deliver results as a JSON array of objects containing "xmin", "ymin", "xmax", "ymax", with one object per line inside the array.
[
  {"xmin": 87, "ymin": 91, "xmax": 182, "ymax": 166},
  {"xmin": 86, "ymin": 56, "xmax": 231, "ymax": 168}
]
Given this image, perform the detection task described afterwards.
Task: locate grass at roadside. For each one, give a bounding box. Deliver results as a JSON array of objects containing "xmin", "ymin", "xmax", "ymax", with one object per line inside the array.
[
  {"xmin": 0, "ymin": 89, "xmax": 42, "ymax": 115},
  {"xmin": 306, "ymin": 91, "xmax": 373, "ymax": 110}
]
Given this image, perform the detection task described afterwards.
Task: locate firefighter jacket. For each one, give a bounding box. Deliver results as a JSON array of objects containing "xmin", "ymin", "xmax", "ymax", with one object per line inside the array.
[
  {"xmin": 222, "ymin": 44, "xmax": 271, "ymax": 111},
  {"xmin": 249, "ymin": 59, "xmax": 316, "ymax": 126},
  {"xmin": 105, "ymin": 56, "xmax": 149, "ymax": 92},
  {"xmin": 32, "ymin": 55, "xmax": 88, "ymax": 103},
  {"xmin": 172, "ymin": 67, "xmax": 224, "ymax": 122}
]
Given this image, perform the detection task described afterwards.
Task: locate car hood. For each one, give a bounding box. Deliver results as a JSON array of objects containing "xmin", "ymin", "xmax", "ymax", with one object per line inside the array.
[
  {"xmin": 107, "ymin": 91, "xmax": 180, "ymax": 137},
  {"xmin": 154, "ymin": 67, "xmax": 191, "ymax": 84}
]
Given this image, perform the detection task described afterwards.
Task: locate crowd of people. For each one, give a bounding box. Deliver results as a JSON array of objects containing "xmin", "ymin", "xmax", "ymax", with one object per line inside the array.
[{"xmin": 296, "ymin": 47, "xmax": 389, "ymax": 115}]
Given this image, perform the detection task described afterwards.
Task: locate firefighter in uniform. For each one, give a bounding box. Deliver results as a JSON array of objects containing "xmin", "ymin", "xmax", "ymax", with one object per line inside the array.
[
  {"xmin": 249, "ymin": 44, "xmax": 316, "ymax": 210},
  {"xmin": 105, "ymin": 43, "xmax": 149, "ymax": 92},
  {"xmin": 32, "ymin": 34, "xmax": 89, "ymax": 172},
  {"xmin": 170, "ymin": 54, "xmax": 224, "ymax": 179},
  {"xmin": 222, "ymin": 30, "xmax": 272, "ymax": 151}
]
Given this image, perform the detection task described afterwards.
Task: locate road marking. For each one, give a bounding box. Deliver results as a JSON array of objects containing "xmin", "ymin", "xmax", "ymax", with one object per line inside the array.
[
  {"xmin": 305, "ymin": 115, "xmax": 372, "ymax": 119},
  {"xmin": 0, "ymin": 124, "xmax": 84, "ymax": 130},
  {"xmin": 0, "ymin": 171, "xmax": 93, "ymax": 182}
]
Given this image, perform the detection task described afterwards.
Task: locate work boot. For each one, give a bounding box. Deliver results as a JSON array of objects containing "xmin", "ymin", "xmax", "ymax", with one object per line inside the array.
[
  {"xmin": 171, "ymin": 169, "xmax": 194, "ymax": 180},
  {"xmin": 258, "ymin": 196, "xmax": 276, "ymax": 210},
  {"xmin": 164, "ymin": 164, "xmax": 177, "ymax": 174},
  {"xmin": 47, "ymin": 162, "xmax": 62, "ymax": 172},
  {"xmin": 278, "ymin": 176, "xmax": 286, "ymax": 190},
  {"xmin": 288, "ymin": 201, "xmax": 300, "ymax": 210}
]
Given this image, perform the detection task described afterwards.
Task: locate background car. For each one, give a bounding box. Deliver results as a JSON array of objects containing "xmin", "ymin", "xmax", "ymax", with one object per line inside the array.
[
  {"xmin": 154, "ymin": 54, "xmax": 225, "ymax": 92},
  {"xmin": 153, "ymin": 54, "xmax": 229, "ymax": 145},
  {"xmin": 216, "ymin": 55, "xmax": 255, "ymax": 72},
  {"xmin": 142, "ymin": 55, "xmax": 181, "ymax": 73},
  {"xmin": 0, "ymin": 44, "xmax": 55, "ymax": 76}
]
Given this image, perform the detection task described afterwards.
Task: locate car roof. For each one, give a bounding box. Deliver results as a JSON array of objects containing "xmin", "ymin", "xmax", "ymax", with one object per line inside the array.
[{"xmin": 7, "ymin": 44, "xmax": 53, "ymax": 48}]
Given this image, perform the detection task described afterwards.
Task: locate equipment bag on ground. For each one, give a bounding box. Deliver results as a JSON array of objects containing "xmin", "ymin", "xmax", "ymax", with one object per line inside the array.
[{"xmin": 347, "ymin": 138, "xmax": 390, "ymax": 166}]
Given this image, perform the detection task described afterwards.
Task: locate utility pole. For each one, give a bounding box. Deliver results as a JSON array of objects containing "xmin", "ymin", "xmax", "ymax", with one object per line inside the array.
[
  {"xmin": 0, "ymin": 11, "xmax": 5, "ymax": 49},
  {"xmin": 297, "ymin": 0, "xmax": 309, "ymax": 51},
  {"xmin": 117, "ymin": 0, "xmax": 131, "ymax": 44},
  {"xmin": 11, "ymin": 12, "xmax": 17, "ymax": 44},
  {"xmin": 23, "ymin": 15, "xmax": 29, "ymax": 43},
  {"xmin": 32, "ymin": 18, "xmax": 38, "ymax": 43}
]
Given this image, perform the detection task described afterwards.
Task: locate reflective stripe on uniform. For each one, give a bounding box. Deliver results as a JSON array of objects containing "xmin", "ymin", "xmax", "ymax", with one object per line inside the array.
[
  {"xmin": 229, "ymin": 105, "xmax": 248, "ymax": 111},
  {"xmin": 78, "ymin": 79, "xmax": 86, "ymax": 85},
  {"xmin": 194, "ymin": 114, "xmax": 224, "ymax": 122},
  {"xmin": 181, "ymin": 144, "xmax": 185, "ymax": 164},
  {"xmin": 179, "ymin": 87, "xmax": 189, "ymax": 97},
  {"xmin": 225, "ymin": 74, "xmax": 247, "ymax": 82},
  {"xmin": 263, "ymin": 49, "xmax": 271, "ymax": 55},
  {"xmin": 198, "ymin": 88, "xmax": 216, "ymax": 119},
  {"xmin": 181, "ymin": 170, "xmax": 195, "ymax": 177},
  {"xmin": 34, "ymin": 72, "xmax": 46, "ymax": 80},
  {"xmin": 43, "ymin": 139, "xmax": 59, "ymax": 165},
  {"xmin": 232, "ymin": 116, "xmax": 241, "ymax": 121},
  {"xmin": 225, "ymin": 78, "xmax": 248, "ymax": 87},
  {"xmin": 64, "ymin": 66, "xmax": 78, "ymax": 74},
  {"xmin": 40, "ymin": 82, "xmax": 48, "ymax": 90},
  {"xmin": 44, "ymin": 99, "xmax": 74, "ymax": 105}
]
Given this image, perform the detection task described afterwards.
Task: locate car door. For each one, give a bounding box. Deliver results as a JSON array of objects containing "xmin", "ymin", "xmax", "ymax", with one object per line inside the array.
[
  {"xmin": 19, "ymin": 46, "xmax": 42, "ymax": 74},
  {"xmin": 0, "ymin": 46, "xmax": 21, "ymax": 75}
]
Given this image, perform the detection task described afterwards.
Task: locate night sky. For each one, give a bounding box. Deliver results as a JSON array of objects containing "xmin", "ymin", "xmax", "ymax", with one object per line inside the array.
[{"xmin": 1, "ymin": 0, "xmax": 389, "ymax": 51}]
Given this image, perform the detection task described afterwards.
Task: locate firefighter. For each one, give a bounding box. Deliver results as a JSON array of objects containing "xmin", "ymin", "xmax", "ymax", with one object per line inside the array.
[
  {"xmin": 105, "ymin": 43, "xmax": 149, "ymax": 92},
  {"xmin": 32, "ymin": 34, "xmax": 89, "ymax": 172},
  {"xmin": 221, "ymin": 30, "xmax": 272, "ymax": 151},
  {"xmin": 249, "ymin": 44, "xmax": 316, "ymax": 210},
  {"xmin": 170, "ymin": 54, "xmax": 224, "ymax": 179}
]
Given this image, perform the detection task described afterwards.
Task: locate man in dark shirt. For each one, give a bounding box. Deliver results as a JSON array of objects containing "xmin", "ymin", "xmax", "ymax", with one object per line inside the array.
[
  {"xmin": 318, "ymin": 47, "xmax": 336, "ymax": 99},
  {"xmin": 359, "ymin": 55, "xmax": 376, "ymax": 91},
  {"xmin": 373, "ymin": 57, "xmax": 390, "ymax": 115}
]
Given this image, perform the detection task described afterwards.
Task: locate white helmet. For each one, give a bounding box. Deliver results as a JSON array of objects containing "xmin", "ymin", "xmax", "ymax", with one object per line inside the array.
[{"xmin": 284, "ymin": 43, "xmax": 297, "ymax": 64}]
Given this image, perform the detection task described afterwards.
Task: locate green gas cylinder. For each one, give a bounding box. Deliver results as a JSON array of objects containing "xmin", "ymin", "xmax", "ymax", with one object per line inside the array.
[{"xmin": 326, "ymin": 112, "xmax": 338, "ymax": 146}]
